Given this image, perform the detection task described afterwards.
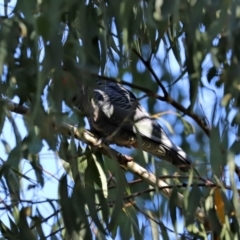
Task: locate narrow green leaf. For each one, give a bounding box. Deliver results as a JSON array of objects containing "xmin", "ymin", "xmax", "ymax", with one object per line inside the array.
[
  {"xmin": 4, "ymin": 164, "xmax": 20, "ymax": 204},
  {"xmin": 59, "ymin": 174, "xmax": 77, "ymax": 237},
  {"xmin": 0, "ymin": 220, "xmax": 17, "ymax": 239},
  {"xmin": 106, "ymin": 157, "xmax": 126, "ymax": 235},
  {"xmin": 1, "ymin": 139, "xmax": 11, "ymax": 154},
  {"xmin": 169, "ymin": 188, "xmax": 178, "ymax": 229},
  {"xmin": 185, "ymin": 184, "xmax": 202, "ymax": 226},
  {"xmin": 92, "ymin": 153, "xmax": 108, "ymax": 198},
  {"xmin": 72, "ymin": 178, "xmax": 92, "ymax": 239},
  {"xmin": 179, "ymin": 117, "xmax": 195, "ymax": 136},
  {"xmin": 29, "ymin": 154, "xmax": 44, "ymax": 187},
  {"xmin": 32, "ymin": 216, "xmax": 45, "ymax": 240},
  {"xmin": 18, "ymin": 208, "xmax": 36, "ymax": 240},
  {"xmin": 7, "ymin": 146, "xmax": 22, "ymax": 169},
  {"xmin": 8, "ymin": 216, "xmax": 19, "ymax": 236},
  {"xmin": 84, "ymin": 159, "xmax": 107, "ymax": 234}
]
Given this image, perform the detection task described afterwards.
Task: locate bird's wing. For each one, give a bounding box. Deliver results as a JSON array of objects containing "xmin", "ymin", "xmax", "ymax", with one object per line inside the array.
[
  {"xmin": 93, "ymin": 82, "xmax": 191, "ymax": 170},
  {"xmin": 93, "ymin": 82, "xmax": 170, "ymax": 143}
]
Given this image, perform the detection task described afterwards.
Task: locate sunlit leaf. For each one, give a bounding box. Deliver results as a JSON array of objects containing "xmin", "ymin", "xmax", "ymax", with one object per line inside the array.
[
  {"xmin": 92, "ymin": 152, "xmax": 108, "ymax": 198},
  {"xmin": 213, "ymin": 188, "xmax": 225, "ymax": 224}
]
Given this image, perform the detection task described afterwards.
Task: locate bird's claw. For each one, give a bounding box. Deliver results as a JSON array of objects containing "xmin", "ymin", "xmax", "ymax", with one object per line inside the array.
[
  {"xmin": 117, "ymin": 153, "xmax": 133, "ymax": 165},
  {"xmin": 94, "ymin": 138, "xmax": 105, "ymax": 148}
]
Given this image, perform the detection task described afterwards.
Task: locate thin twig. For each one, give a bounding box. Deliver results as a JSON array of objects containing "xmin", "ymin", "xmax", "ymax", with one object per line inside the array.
[
  {"xmin": 131, "ymin": 48, "xmax": 211, "ymax": 137},
  {"xmin": 4, "ymin": 99, "xmax": 207, "ymax": 224},
  {"xmin": 132, "ymin": 48, "xmax": 169, "ymax": 97},
  {"xmin": 129, "ymin": 200, "xmax": 193, "ymax": 240}
]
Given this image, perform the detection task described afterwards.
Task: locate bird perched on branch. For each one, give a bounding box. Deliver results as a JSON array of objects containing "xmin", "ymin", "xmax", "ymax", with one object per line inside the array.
[{"xmin": 71, "ymin": 76, "xmax": 192, "ymax": 172}]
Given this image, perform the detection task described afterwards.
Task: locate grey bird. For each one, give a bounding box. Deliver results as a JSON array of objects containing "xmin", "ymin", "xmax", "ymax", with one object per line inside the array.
[{"xmin": 72, "ymin": 78, "xmax": 192, "ymax": 172}]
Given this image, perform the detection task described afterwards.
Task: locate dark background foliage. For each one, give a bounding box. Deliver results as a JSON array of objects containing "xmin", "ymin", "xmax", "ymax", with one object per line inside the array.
[{"xmin": 0, "ymin": 0, "xmax": 240, "ymax": 239}]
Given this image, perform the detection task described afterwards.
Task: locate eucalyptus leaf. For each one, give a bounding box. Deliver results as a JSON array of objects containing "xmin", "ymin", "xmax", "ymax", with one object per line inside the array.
[{"xmin": 1, "ymin": 0, "xmax": 240, "ymax": 239}]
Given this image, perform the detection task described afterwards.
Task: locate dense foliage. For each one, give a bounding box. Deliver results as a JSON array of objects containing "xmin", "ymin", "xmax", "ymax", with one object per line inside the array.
[{"xmin": 0, "ymin": 0, "xmax": 240, "ymax": 239}]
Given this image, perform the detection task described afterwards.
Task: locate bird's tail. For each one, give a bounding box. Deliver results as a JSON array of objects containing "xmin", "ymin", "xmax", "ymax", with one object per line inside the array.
[{"xmin": 133, "ymin": 137, "xmax": 192, "ymax": 172}]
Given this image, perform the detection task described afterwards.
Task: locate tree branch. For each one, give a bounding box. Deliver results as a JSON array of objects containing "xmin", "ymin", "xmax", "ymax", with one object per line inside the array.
[
  {"xmin": 132, "ymin": 48, "xmax": 169, "ymax": 97},
  {"xmin": 62, "ymin": 63, "xmax": 210, "ymax": 136},
  {"xmin": 4, "ymin": 99, "xmax": 207, "ymax": 224},
  {"xmin": 131, "ymin": 48, "xmax": 211, "ymax": 137}
]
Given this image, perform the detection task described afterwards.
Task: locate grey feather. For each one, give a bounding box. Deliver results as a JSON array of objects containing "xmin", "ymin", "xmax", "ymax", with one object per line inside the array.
[{"xmin": 74, "ymin": 79, "xmax": 192, "ymax": 172}]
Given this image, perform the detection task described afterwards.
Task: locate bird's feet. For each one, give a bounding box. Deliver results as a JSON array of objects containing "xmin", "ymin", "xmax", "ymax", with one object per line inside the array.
[
  {"xmin": 93, "ymin": 137, "xmax": 112, "ymax": 148},
  {"xmin": 94, "ymin": 137, "xmax": 105, "ymax": 148},
  {"xmin": 117, "ymin": 153, "xmax": 133, "ymax": 165}
]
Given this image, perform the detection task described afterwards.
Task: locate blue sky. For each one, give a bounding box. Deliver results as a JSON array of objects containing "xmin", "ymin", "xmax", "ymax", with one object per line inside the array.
[{"xmin": 0, "ymin": 0, "xmax": 240, "ymax": 239}]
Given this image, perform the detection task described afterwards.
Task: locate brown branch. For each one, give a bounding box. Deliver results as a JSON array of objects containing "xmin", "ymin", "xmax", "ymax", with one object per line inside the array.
[
  {"xmin": 131, "ymin": 48, "xmax": 211, "ymax": 137},
  {"xmin": 63, "ymin": 63, "xmax": 210, "ymax": 136},
  {"xmin": 92, "ymin": 72, "xmax": 210, "ymax": 136},
  {"xmin": 169, "ymin": 99, "xmax": 210, "ymax": 136},
  {"xmin": 6, "ymin": 99, "xmax": 240, "ymax": 182},
  {"xmin": 107, "ymin": 175, "xmax": 240, "ymax": 194},
  {"xmin": 132, "ymin": 48, "xmax": 169, "ymax": 97},
  {"xmin": 5, "ymin": 100, "xmax": 29, "ymax": 114},
  {"xmin": 118, "ymin": 161, "xmax": 206, "ymax": 223},
  {"xmin": 4, "ymin": 99, "xmax": 207, "ymax": 224}
]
